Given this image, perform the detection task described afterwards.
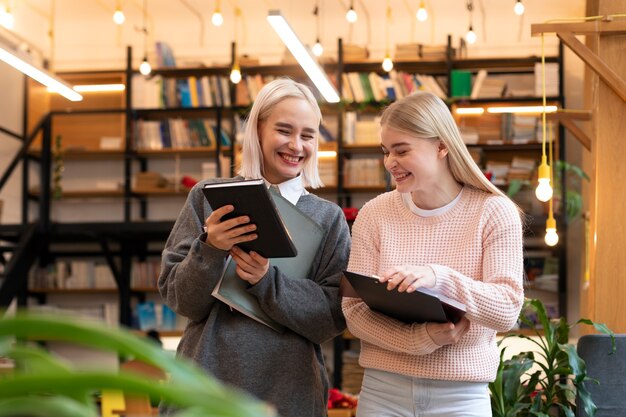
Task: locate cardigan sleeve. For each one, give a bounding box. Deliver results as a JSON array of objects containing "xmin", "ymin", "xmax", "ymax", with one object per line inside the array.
[
  {"xmin": 158, "ymin": 182, "xmax": 229, "ymax": 322},
  {"xmin": 247, "ymin": 202, "xmax": 350, "ymax": 344}
]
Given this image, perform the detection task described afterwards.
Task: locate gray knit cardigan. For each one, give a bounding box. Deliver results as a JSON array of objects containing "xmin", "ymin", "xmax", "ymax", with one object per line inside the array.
[{"xmin": 158, "ymin": 179, "xmax": 351, "ymax": 417}]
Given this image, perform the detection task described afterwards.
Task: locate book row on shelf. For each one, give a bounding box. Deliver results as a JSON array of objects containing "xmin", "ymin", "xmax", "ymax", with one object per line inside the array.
[
  {"xmin": 130, "ymin": 62, "xmax": 559, "ymax": 114},
  {"xmin": 134, "ymin": 118, "xmax": 230, "ymax": 151},
  {"xmin": 29, "ymin": 259, "xmax": 161, "ymax": 291},
  {"xmin": 31, "ymin": 301, "xmax": 186, "ymax": 333}
]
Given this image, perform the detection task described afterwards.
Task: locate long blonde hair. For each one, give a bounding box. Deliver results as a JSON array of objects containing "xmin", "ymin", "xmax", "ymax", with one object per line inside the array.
[
  {"xmin": 237, "ymin": 78, "xmax": 323, "ymax": 188},
  {"xmin": 380, "ymin": 91, "xmax": 507, "ymax": 198}
]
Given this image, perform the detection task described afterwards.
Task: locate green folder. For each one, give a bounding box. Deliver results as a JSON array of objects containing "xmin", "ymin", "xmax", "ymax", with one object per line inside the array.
[{"xmin": 211, "ymin": 191, "xmax": 324, "ymax": 332}]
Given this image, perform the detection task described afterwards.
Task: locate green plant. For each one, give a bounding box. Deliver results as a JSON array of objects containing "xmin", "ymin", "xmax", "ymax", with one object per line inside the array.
[
  {"xmin": 0, "ymin": 312, "xmax": 277, "ymax": 417},
  {"xmin": 553, "ymin": 160, "xmax": 590, "ymax": 221},
  {"xmin": 489, "ymin": 298, "xmax": 615, "ymax": 417}
]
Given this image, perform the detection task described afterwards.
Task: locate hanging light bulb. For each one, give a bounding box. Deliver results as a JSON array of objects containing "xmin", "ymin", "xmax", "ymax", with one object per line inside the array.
[
  {"xmin": 545, "ymin": 216, "xmax": 559, "ymax": 246},
  {"xmin": 382, "ymin": 54, "xmax": 393, "ymax": 72},
  {"xmin": 312, "ymin": 38, "xmax": 324, "ymax": 57},
  {"xmin": 0, "ymin": 4, "xmax": 14, "ymax": 29},
  {"xmin": 230, "ymin": 62, "xmax": 241, "ymax": 84},
  {"xmin": 139, "ymin": 56, "xmax": 151, "ymax": 75},
  {"xmin": 465, "ymin": 25, "xmax": 477, "ymax": 44},
  {"xmin": 514, "ymin": 0, "xmax": 525, "ymax": 16},
  {"xmin": 416, "ymin": 1, "xmax": 428, "ymax": 22},
  {"xmin": 346, "ymin": 1, "xmax": 358, "ymax": 23},
  {"xmin": 535, "ymin": 155, "xmax": 553, "ymax": 202},
  {"xmin": 212, "ymin": 10, "xmax": 224, "ymax": 26},
  {"xmin": 113, "ymin": 9, "xmax": 125, "ymax": 25}
]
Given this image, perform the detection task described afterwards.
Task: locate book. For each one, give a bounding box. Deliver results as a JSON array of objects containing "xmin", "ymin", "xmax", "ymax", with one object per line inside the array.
[
  {"xmin": 212, "ymin": 191, "xmax": 324, "ymax": 332},
  {"xmin": 342, "ymin": 271, "xmax": 466, "ymax": 324},
  {"xmin": 202, "ymin": 179, "xmax": 297, "ymax": 258}
]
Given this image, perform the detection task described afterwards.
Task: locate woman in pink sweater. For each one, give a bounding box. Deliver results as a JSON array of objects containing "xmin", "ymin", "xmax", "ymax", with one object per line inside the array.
[{"xmin": 343, "ymin": 91, "xmax": 524, "ymax": 416}]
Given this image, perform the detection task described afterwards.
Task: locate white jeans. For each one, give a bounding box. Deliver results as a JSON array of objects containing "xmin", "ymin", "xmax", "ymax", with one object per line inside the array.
[{"xmin": 356, "ymin": 369, "xmax": 491, "ymax": 417}]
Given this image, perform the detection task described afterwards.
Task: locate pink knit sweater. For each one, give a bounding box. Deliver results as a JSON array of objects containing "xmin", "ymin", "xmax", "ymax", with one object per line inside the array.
[{"xmin": 343, "ymin": 187, "xmax": 524, "ymax": 382}]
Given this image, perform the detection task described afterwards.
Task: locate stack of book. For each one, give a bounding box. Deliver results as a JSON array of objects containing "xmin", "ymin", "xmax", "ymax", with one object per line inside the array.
[{"xmin": 342, "ymin": 44, "xmax": 369, "ymax": 62}]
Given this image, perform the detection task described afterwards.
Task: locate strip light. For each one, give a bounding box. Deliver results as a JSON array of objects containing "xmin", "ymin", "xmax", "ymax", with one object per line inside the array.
[
  {"xmin": 455, "ymin": 107, "xmax": 485, "ymax": 115},
  {"xmin": 73, "ymin": 84, "xmax": 125, "ymax": 93},
  {"xmin": 318, "ymin": 150, "xmax": 337, "ymax": 158},
  {"xmin": 487, "ymin": 105, "xmax": 557, "ymax": 114},
  {"xmin": 267, "ymin": 10, "xmax": 340, "ymax": 103},
  {"xmin": 0, "ymin": 34, "xmax": 82, "ymax": 101}
]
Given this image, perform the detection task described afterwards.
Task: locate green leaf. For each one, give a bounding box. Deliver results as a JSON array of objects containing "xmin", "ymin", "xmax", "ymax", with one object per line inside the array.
[
  {"xmin": 0, "ymin": 396, "xmax": 98, "ymax": 417},
  {"xmin": 0, "ymin": 313, "xmax": 276, "ymax": 417}
]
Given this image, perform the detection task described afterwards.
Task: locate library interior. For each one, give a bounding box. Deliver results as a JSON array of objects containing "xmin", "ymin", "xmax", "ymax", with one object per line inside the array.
[{"xmin": 1, "ymin": 0, "xmax": 625, "ymax": 416}]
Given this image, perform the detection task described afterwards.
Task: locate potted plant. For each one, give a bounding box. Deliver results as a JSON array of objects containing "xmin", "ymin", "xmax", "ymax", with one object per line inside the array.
[
  {"xmin": 489, "ymin": 298, "xmax": 615, "ymax": 417},
  {"xmin": 0, "ymin": 312, "xmax": 277, "ymax": 417}
]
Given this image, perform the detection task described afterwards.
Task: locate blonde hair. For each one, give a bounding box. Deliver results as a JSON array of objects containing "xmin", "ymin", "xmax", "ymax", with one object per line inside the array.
[
  {"xmin": 380, "ymin": 91, "xmax": 508, "ymax": 198},
  {"xmin": 237, "ymin": 78, "xmax": 323, "ymax": 188}
]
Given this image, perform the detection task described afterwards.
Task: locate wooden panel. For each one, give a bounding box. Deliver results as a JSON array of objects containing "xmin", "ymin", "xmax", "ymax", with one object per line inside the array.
[{"xmin": 583, "ymin": 0, "xmax": 626, "ymax": 332}]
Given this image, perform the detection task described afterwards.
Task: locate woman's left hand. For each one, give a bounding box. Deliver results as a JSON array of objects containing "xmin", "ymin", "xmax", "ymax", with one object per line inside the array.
[
  {"xmin": 229, "ymin": 246, "xmax": 270, "ymax": 285},
  {"xmin": 380, "ymin": 265, "xmax": 436, "ymax": 292}
]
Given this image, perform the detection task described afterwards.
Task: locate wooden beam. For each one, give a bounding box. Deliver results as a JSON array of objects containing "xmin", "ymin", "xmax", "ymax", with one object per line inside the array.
[
  {"xmin": 547, "ymin": 110, "xmax": 592, "ymax": 121},
  {"xmin": 558, "ymin": 32, "xmax": 626, "ymax": 102},
  {"xmin": 559, "ymin": 118, "xmax": 592, "ymax": 151},
  {"xmin": 531, "ymin": 19, "xmax": 626, "ymax": 36}
]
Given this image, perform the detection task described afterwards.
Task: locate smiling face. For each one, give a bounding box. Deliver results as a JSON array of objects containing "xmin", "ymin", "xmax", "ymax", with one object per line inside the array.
[
  {"xmin": 258, "ymin": 97, "xmax": 319, "ymax": 184},
  {"xmin": 381, "ymin": 125, "xmax": 446, "ymax": 195}
]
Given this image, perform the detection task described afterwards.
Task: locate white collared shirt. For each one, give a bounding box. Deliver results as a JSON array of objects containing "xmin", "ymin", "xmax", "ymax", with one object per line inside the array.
[{"xmin": 263, "ymin": 175, "xmax": 308, "ymax": 205}]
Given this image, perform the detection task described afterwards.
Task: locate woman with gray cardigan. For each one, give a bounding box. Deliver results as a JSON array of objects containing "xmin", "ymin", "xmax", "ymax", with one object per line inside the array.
[{"xmin": 159, "ymin": 79, "xmax": 350, "ymax": 417}]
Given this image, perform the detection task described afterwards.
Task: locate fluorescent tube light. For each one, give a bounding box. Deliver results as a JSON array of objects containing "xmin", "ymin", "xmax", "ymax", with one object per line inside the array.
[
  {"xmin": 73, "ymin": 83, "xmax": 125, "ymax": 93},
  {"xmin": 455, "ymin": 107, "xmax": 485, "ymax": 115},
  {"xmin": 0, "ymin": 32, "xmax": 82, "ymax": 101},
  {"xmin": 267, "ymin": 10, "xmax": 340, "ymax": 103},
  {"xmin": 318, "ymin": 150, "xmax": 337, "ymax": 158},
  {"xmin": 487, "ymin": 105, "xmax": 557, "ymax": 114}
]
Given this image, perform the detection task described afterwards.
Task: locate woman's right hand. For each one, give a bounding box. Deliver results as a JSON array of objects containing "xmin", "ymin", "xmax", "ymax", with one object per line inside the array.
[
  {"xmin": 425, "ymin": 317, "xmax": 470, "ymax": 346},
  {"xmin": 204, "ymin": 205, "xmax": 258, "ymax": 251}
]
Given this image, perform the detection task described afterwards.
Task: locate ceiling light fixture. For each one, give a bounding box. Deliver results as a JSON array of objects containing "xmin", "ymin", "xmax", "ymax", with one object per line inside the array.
[
  {"xmin": 138, "ymin": 0, "xmax": 151, "ymax": 76},
  {"xmin": 465, "ymin": 0, "xmax": 476, "ymax": 45},
  {"xmin": 416, "ymin": 0, "xmax": 428, "ymax": 22},
  {"xmin": 311, "ymin": 2, "xmax": 323, "ymax": 57},
  {"xmin": 211, "ymin": 0, "xmax": 224, "ymax": 26},
  {"xmin": 514, "ymin": 0, "xmax": 525, "ymax": 16},
  {"xmin": 267, "ymin": 10, "xmax": 339, "ymax": 103},
  {"xmin": 346, "ymin": 0, "xmax": 357, "ymax": 23},
  {"xmin": 536, "ymin": 33, "xmax": 554, "ymax": 204},
  {"xmin": 0, "ymin": 28, "xmax": 82, "ymax": 101},
  {"xmin": 381, "ymin": 0, "xmax": 393, "ymax": 72},
  {"xmin": 113, "ymin": 0, "xmax": 125, "ymax": 25}
]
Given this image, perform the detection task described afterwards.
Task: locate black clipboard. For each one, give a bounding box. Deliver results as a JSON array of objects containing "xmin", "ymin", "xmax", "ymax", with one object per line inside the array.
[{"xmin": 342, "ymin": 271, "xmax": 466, "ymax": 324}]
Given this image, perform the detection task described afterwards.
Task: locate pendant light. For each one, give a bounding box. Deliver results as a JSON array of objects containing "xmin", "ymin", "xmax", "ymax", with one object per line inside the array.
[
  {"xmin": 514, "ymin": 0, "xmax": 525, "ymax": 16},
  {"xmin": 311, "ymin": 2, "xmax": 323, "ymax": 57},
  {"xmin": 138, "ymin": 0, "xmax": 151, "ymax": 75},
  {"xmin": 211, "ymin": 0, "xmax": 224, "ymax": 27},
  {"xmin": 381, "ymin": 1, "xmax": 393, "ymax": 72},
  {"xmin": 416, "ymin": 1, "xmax": 428, "ymax": 22},
  {"xmin": 465, "ymin": 0, "xmax": 476, "ymax": 45},
  {"xmin": 113, "ymin": 0, "xmax": 125, "ymax": 25},
  {"xmin": 346, "ymin": 0, "xmax": 357, "ymax": 23},
  {"xmin": 535, "ymin": 34, "xmax": 553, "ymax": 202},
  {"xmin": 229, "ymin": 7, "xmax": 242, "ymax": 84}
]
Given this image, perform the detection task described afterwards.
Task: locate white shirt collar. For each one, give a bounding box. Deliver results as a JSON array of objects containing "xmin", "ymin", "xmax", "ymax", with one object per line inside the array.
[
  {"xmin": 402, "ymin": 187, "xmax": 463, "ymax": 217},
  {"xmin": 263, "ymin": 176, "xmax": 308, "ymax": 205}
]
